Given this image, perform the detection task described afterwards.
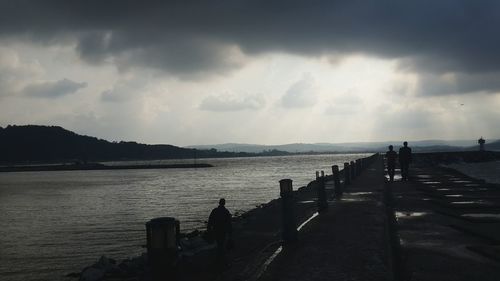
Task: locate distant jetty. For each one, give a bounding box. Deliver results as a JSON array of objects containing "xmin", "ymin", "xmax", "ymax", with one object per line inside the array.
[{"xmin": 0, "ymin": 162, "xmax": 213, "ymax": 173}]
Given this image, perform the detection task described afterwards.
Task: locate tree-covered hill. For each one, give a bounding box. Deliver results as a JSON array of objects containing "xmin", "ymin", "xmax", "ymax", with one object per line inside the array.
[{"xmin": 0, "ymin": 125, "xmax": 278, "ymax": 164}]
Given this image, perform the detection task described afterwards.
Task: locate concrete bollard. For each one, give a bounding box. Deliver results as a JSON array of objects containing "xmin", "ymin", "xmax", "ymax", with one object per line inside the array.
[
  {"xmin": 332, "ymin": 165, "xmax": 342, "ymax": 196},
  {"xmin": 344, "ymin": 162, "xmax": 351, "ymax": 185},
  {"xmin": 350, "ymin": 161, "xmax": 356, "ymax": 179},
  {"xmin": 280, "ymin": 179, "xmax": 298, "ymax": 245},
  {"xmin": 316, "ymin": 176, "xmax": 328, "ymax": 213},
  {"xmin": 146, "ymin": 217, "xmax": 179, "ymax": 277}
]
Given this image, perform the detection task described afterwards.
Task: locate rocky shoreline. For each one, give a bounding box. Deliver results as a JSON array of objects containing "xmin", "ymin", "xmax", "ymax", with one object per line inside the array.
[{"xmin": 69, "ymin": 174, "xmax": 322, "ymax": 281}]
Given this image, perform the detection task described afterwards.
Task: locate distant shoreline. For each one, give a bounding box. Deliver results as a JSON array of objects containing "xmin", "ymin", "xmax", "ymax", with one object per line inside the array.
[{"xmin": 0, "ymin": 163, "xmax": 213, "ymax": 173}]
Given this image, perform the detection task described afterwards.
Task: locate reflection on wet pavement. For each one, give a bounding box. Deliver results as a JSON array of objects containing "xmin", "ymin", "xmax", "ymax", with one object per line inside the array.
[
  {"xmin": 390, "ymin": 162, "xmax": 500, "ymax": 278},
  {"xmin": 462, "ymin": 213, "xmax": 500, "ymax": 219},
  {"xmin": 395, "ymin": 211, "xmax": 429, "ymax": 219}
]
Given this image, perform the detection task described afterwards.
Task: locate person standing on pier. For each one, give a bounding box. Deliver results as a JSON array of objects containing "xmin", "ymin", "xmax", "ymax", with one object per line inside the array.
[
  {"xmin": 385, "ymin": 145, "xmax": 397, "ymax": 182},
  {"xmin": 207, "ymin": 198, "xmax": 233, "ymax": 267},
  {"xmin": 399, "ymin": 141, "xmax": 412, "ymax": 181}
]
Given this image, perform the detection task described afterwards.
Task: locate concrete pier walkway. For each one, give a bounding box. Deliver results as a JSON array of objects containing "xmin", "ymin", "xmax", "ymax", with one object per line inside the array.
[
  {"xmin": 259, "ymin": 157, "xmax": 394, "ymax": 281},
  {"xmin": 389, "ymin": 162, "xmax": 500, "ymax": 281}
]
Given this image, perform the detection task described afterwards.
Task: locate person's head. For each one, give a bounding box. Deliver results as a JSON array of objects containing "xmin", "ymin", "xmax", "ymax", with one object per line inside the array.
[
  {"xmin": 388, "ymin": 145, "xmax": 393, "ymax": 151},
  {"xmin": 403, "ymin": 141, "xmax": 408, "ymax": 147},
  {"xmin": 219, "ymin": 198, "xmax": 226, "ymax": 206}
]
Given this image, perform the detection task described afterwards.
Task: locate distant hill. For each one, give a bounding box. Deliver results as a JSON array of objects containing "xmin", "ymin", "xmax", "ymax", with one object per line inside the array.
[
  {"xmin": 188, "ymin": 140, "xmax": 484, "ymax": 154},
  {"xmin": 0, "ymin": 125, "xmax": 281, "ymax": 164}
]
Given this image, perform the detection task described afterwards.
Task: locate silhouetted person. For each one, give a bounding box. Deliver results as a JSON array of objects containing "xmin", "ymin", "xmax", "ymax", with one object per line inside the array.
[
  {"xmin": 207, "ymin": 198, "xmax": 232, "ymax": 267},
  {"xmin": 399, "ymin": 141, "xmax": 412, "ymax": 181},
  {"xmin": 385, "ymin": 145, "xmax": 397, "ymax": 182}
]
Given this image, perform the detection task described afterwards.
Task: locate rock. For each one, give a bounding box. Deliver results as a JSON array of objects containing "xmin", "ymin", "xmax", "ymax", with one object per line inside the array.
[
  {"xmin": 66, "ymin": 272, "xmax": 80, "ymax": 278},
  {"xmin": 79, "ymin": 267, "xmax": 104, "ymax": 281},
  {"xmin": 186, "ymin": 229, "xmax": 200, "ymax": 238},
  {"xmin": 96, "ymin": 256, "xmax": 121, "ymax": 274},
  {"xmin": 119, "ymin": 255, "xmax": 147, "ymax": 275}
]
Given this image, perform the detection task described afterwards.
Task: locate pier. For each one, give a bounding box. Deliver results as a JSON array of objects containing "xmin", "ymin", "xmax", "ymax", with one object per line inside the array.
[{"xmin": 77, "ymin": 152, "xmax": 500, "ymax": 281}]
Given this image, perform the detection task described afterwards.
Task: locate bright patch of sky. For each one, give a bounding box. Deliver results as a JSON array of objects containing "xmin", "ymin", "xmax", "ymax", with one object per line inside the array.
[{"xmin": 1, "ymin": 40, "xmax": 498, "ymax": 146}]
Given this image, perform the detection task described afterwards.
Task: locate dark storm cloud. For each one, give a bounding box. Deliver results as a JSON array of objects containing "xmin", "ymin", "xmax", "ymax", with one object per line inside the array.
[
  {"xmin": 417, "ymin": 72, "xmax": 500, "ymax": 96},
  {"xmin": 23, "ymin": 79, "xmax": 87, "ymax": 98},
  {"xmin": 2, "ymin": 0, "xmax": 500, "ymax": 93}
]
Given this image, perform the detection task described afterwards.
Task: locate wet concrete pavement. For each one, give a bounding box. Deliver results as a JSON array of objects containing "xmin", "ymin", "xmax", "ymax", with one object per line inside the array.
[{"xmin": 388, "ymin": 163, "xmax": 500, "ymax": 281}]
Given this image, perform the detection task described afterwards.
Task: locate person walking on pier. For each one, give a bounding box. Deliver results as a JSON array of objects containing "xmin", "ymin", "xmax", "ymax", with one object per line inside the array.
[
  {"xmin": 385, "ymin": 145, "xmax": 397, "ymax": 182},
  {"xmin": 399, "ymin": 141, "xmax": 412, "ymax": 181},
  {"xmin": 207, "ymin": 198, "xmax": 233, "ymax": 267}
]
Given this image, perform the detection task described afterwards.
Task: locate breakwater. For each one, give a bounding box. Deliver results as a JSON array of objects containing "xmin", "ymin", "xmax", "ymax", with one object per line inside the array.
[
  {"xmin": 73, "ymin": 151, "xmax": 500, "ymax": 281},
  {"xmin": 0, "ymin": 163, "xmax": 213, "ymax": 172}
]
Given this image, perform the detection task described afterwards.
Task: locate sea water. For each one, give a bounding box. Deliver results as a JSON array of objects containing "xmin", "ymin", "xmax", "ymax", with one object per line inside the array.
[{"xmin": 0, "ymin": 153, "xmax": 368, "ymax": 281}]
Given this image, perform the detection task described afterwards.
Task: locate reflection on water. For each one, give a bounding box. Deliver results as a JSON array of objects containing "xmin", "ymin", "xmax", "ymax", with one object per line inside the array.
[{"xmin": 0, "ymin": 153, "xmax": 367, "ymax": 281}]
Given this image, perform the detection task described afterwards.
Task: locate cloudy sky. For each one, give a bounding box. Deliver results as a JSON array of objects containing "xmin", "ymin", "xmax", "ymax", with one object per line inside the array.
[{"xmin": 1, "ymin": 1, "xmax": 500, "ymax": 146}]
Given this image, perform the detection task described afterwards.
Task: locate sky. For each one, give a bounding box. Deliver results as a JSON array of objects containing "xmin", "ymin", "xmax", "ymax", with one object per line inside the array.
[{"xmin": 1, "ymin": 0, "xmax": 500, "ymax": 146}]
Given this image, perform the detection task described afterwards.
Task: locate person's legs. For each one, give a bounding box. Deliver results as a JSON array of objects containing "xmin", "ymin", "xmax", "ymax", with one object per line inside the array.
[
  {"xmin": 388, "ymin": 164, "xmax": 395, "ymax": 181},
  {"xmin": 401, "ymin": 162, "xmax": 409, "ymax": 181},
  {"xmin": 215, "ymin": 234, "xmax": 227, "ymax": 267}
]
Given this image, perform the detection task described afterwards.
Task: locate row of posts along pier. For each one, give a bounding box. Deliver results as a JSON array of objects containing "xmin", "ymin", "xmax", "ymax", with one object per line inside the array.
[{"xmin": 280, "ymin": 153, "xmax": 379, "ymax": 245}]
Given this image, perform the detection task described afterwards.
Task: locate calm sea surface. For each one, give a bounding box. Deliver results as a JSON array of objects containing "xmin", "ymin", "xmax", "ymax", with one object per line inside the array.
[{"xmin": 0, "ymin": 154, "xmax": 369, "ymax": 281}]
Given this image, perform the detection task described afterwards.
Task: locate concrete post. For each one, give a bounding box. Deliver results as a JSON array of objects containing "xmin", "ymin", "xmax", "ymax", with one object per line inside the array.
[
  {"xmin": 321, "ymin": 170, "xmax": 325, "ymax": 177},
  {"xmin": 344, "ymin": 162, "xmax": 351, "ymax": 185},
  {"xmin": 317, "ymin": 176, "xmax": 328, "ymax": 213},
  {"xmin": 315, "ymin": 171, "xmax": 319, "ymax": 180},
  {"xmin": 146, "ymin": 217, "xmax": 179, "ymax": 278},
  {"xmin": 350, "ymin": 161, "xmax": 356, "ymax": 179},
  {"xmin": 332, "ymin": 165, "xmax": 342, "ymax": 196},
  {"xmin": 280, "ymin": 179, "xmax": 297, "ymax": 245}
]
